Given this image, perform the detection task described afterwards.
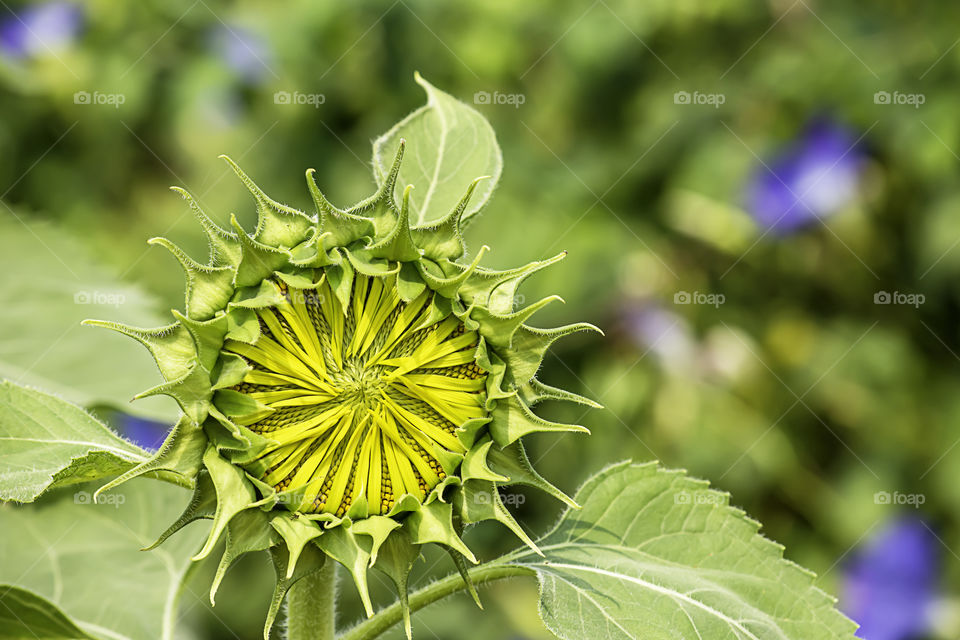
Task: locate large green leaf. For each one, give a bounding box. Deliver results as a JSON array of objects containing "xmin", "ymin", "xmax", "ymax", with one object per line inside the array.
[
  {"xmin": 0, "ymin": 381, "xmax": 147, "ymax": 503},
  {"xmin": 499, "ymin": 462, "xmax": 857, "ymax": 640},
  {"xmin": 0, "ymin": 586, "xmax": 96, "ymax": 639},
  {"xmin": 0, "ymin": 479, "xmax": 204, "ymax": 640},
  {"xmin": 0, "ymin": 214, "xmax": 177, "ymax": 422},
  {"xmin": 372, "ymin": 73, "xmax": 502, "ymax": 226}
]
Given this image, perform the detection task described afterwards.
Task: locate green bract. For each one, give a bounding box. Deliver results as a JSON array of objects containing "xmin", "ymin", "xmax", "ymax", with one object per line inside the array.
[{"xmin": 87, "ymin": 79, "xmax": 599, "ymax": 639}]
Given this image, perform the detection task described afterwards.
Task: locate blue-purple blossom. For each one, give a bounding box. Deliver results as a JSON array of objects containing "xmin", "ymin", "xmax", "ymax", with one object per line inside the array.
[
  {"xmin": 622, "ymin": 303, "xmax": 695, "ymax": 371},
  {"xmin": 0, "ymin": 2, "xmax": 82, "ymax": 59},
  {"xmin": 119, "ymin": 414, "xmax": 169, "ymax": 451},
  {"xmin": 209, "ymin": 24, "xmax": 272, "ymax": 84},
  {"xmin": 745, "ymin": 119, "xmax": 866, "ymax": 234},
  {"xmin": 843, "ymin": 517, "xmax": 938, "ymax": 640}
]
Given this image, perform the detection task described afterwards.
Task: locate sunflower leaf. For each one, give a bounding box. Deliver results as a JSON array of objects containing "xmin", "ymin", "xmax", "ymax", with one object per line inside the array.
[
  {"xmin": 0, "ymin": 380, "xmax": 147, "ymax": 503},
  {"xmin": 0, "ymin": 479, "xmax": 205, "ymax": 640},
  {"xmin": 372, "ymin": 73, "xmax": 502, "ymax": 226},
  {"xmin": 500, "ymin": 462, "xmax": 858, "ymax": 640},
  {"xmin": 0, "ymin": 586, "xmax": 96, "ymax": 639}
]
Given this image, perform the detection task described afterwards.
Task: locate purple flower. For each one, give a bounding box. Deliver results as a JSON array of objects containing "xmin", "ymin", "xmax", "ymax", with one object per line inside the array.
[
  {"xmin": 842, "ymin": 517, "xmax": 938, "ymax": 640},
  {"xmin": 745, "ymin": 119, "xmax": 866, "ymax": 233},
  {"xmin": 119, "ymin": 415, "xmax": 170, "ymax": 452},
  {"xmin": 209, "ymin": 24, "xmax": 272, "ymax": 84},
  {"xmin": 621, "ymin": 303, "xmax": 695, "ymax": 370},
  {"xmin": 0, "ymin": 2, "xmax": 82, "ymax": 59}
]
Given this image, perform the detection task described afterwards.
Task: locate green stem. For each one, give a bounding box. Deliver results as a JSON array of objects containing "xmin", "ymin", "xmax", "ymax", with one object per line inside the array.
[
  {"xmin": 339, "ymin": 563, "xmax": 534, "ymax": 640},
  {"xmin": 287, "ymin": 558, "xmax": 337, "ymax": 640}
]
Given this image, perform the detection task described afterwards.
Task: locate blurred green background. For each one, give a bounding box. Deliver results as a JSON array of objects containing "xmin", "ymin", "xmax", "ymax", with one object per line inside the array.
[{"xmin": 2, "ymin": 0, "xmax": 959, "ymax": 638}]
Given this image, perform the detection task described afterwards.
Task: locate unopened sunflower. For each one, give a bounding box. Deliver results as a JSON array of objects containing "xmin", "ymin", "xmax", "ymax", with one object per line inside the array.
[{"xmin": 88, "ymin": 88, "xmax": 598, "ymax": 639}]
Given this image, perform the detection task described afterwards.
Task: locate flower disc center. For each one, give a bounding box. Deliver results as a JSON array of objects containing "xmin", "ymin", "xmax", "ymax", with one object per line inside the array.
[
  {"xmin": 337, "ymin": 359, "xmax": 386, "ymax": 408},
  {"xmin": 223, "ymin": 275, "xmax": 488, "ymax": 516}
]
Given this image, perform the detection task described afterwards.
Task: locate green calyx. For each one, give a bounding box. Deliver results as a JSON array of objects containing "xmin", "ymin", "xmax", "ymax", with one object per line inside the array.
[{"xmin": 87, "ymin": 140, "xmax": 600, "ymax": 638}]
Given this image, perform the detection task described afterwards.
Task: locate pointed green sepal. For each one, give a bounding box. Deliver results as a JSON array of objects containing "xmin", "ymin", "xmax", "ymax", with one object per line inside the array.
[
  {"xmin": 345, "ymin": 248, "xmax": 402, "ymax": 277},
  {"xmin": 445, "ymin": 545, "xmax": 483, "ymax": 608},
  {"xmin": 325, "ymin": 259, "xmax": 355, "ymax": 312},
  {"xmin": 306, "ymin": 169, "xmax": 375, "ymax": 247},
  {"xmin": 170, "ymin": 186, "xmax": 241, "ymax": 266},
  {"xmin": 212, "ymin": 388, "xmax": 273, "ymax": 422},
  {"xmin": 288, "ymin": 228, "xmax": 337, "ymax": 268},
  {"xmin": 81, "ymin": 319, "xmax": 195, "ymax": 382},
  {"xmin": 469, "ymin": 295, "xmax": 563, "ymax": 349},
  {"xmin": 411, "ymin": 177, "xmax": 486, "ymax": 261},
  {"xmin": 134, "ymin": 361, "xmax": 212, "ymax": 424},
  {"xmin": 350, "ymin": 140, "xmax": 405, "ymax": 226},
  {"xmin": 461, "ymin": 437, "xmax": 509, "ymax": 483},
  {"xmin": 94, "ymin": 417, "xmax": 206, "ymax": 499},
  {"xmin": 459, "ymin": 252, "xmax": 567, "ymax": 313},
  {"xmin": 314, "ymin": 522, "xmax": 376, "ymax": 616},
  {"xmin": 220, "ymin": 155, "xmax": 314, "ymax": 249},
  {"xmin": 502, "ymin": 322, "xmax": 602, "ymax": 385},
  {"xmin": 264, "ymin": 543, "xmax": 327, "ymax": 640},
  {"xmin": 373, "ymin": 529, "xmax": 421, "ymax": 640},
  {"xmin": 405, "ymin": 498, "xmax": 476, "ymax": 563},
  {"xmin": 171, "ymin": 310, "xmax": 229, "ymax": 372},
  {"xmin": 486, "ymin": 439, "xmax": 578, "ymax": 509},
  {"xmin": 211, "ymin": 507, "xmax": 275, "ymax": 605},
  {"xmin": 351, "ymin": 515, "xmax": 402, "ymax": 567},
  {"xmin": 415, "ymin": 246, "xmax": 488, "ymax": 299},
  {"xmin": 193, "ymin": 445, "xmax": 259, "ymax": 561},
  {"xmin": 489, "ymin": 393, "xmax": 589, "ymax": 447},
  {"xmin": 271, "ymin": 513, "xmax": 324, "ymax": 579},
  {"xmin": 366, "ymin": 184, "xmax": 422, "ymax": 262},
  {"xmin": 396, "ymin": 262, "xmax": 427, "ymax": 302},
  {"xmin": 225, "ymin": 306, "xmax": 261, "ymax": 343},
  {"xmin": 143, "ymin": 470, "xmax": 216, "ymax": 551},
  {"xmin": 149, "ymin": 237, "xmax": 236, "ymax": 321},
  {"xmin": 211, "ymin": 352, "xmax": 251, "ymax": 391},
  {"xmin": 230, "ymin": 214, "xmax": 292, "ymax": 288},
  {"xmin": 457, "ymin": 480, "xmax": 542, "ymax": 556},
  {"xmin": 519, "ymin": 376, "xmax": 601, "ymax": 409}
]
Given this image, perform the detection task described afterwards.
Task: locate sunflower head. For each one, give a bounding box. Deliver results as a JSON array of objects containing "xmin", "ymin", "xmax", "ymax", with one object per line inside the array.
[
  {"xmin": 230, "ymin": 272, "xmax": 487, "ymax": 517},
  {"xmin": 87, "ymin": 86, "xmax": 599, "ymax": 639}
]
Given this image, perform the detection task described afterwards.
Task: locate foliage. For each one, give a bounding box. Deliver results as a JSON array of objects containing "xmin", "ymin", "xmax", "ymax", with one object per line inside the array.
[
  {"xmin": 0, "ymin": 72, "xmax": 859, "ymax": 639},
  {"xmin": 0, "ymin": 381, "xmax": 146, "ymax": 502},
  {"xmin": 3, "ymin": 1, "xmax": 958, "ymax": 638},
  {"xmin": 0, "ymin": 477, "xmax": 205, "ymax": 640}
]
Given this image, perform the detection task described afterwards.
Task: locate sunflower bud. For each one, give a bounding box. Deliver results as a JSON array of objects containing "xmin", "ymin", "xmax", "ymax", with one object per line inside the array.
[{"xmin": 88, "ymin": 115, "xmax": 599, "ymax": 639}]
